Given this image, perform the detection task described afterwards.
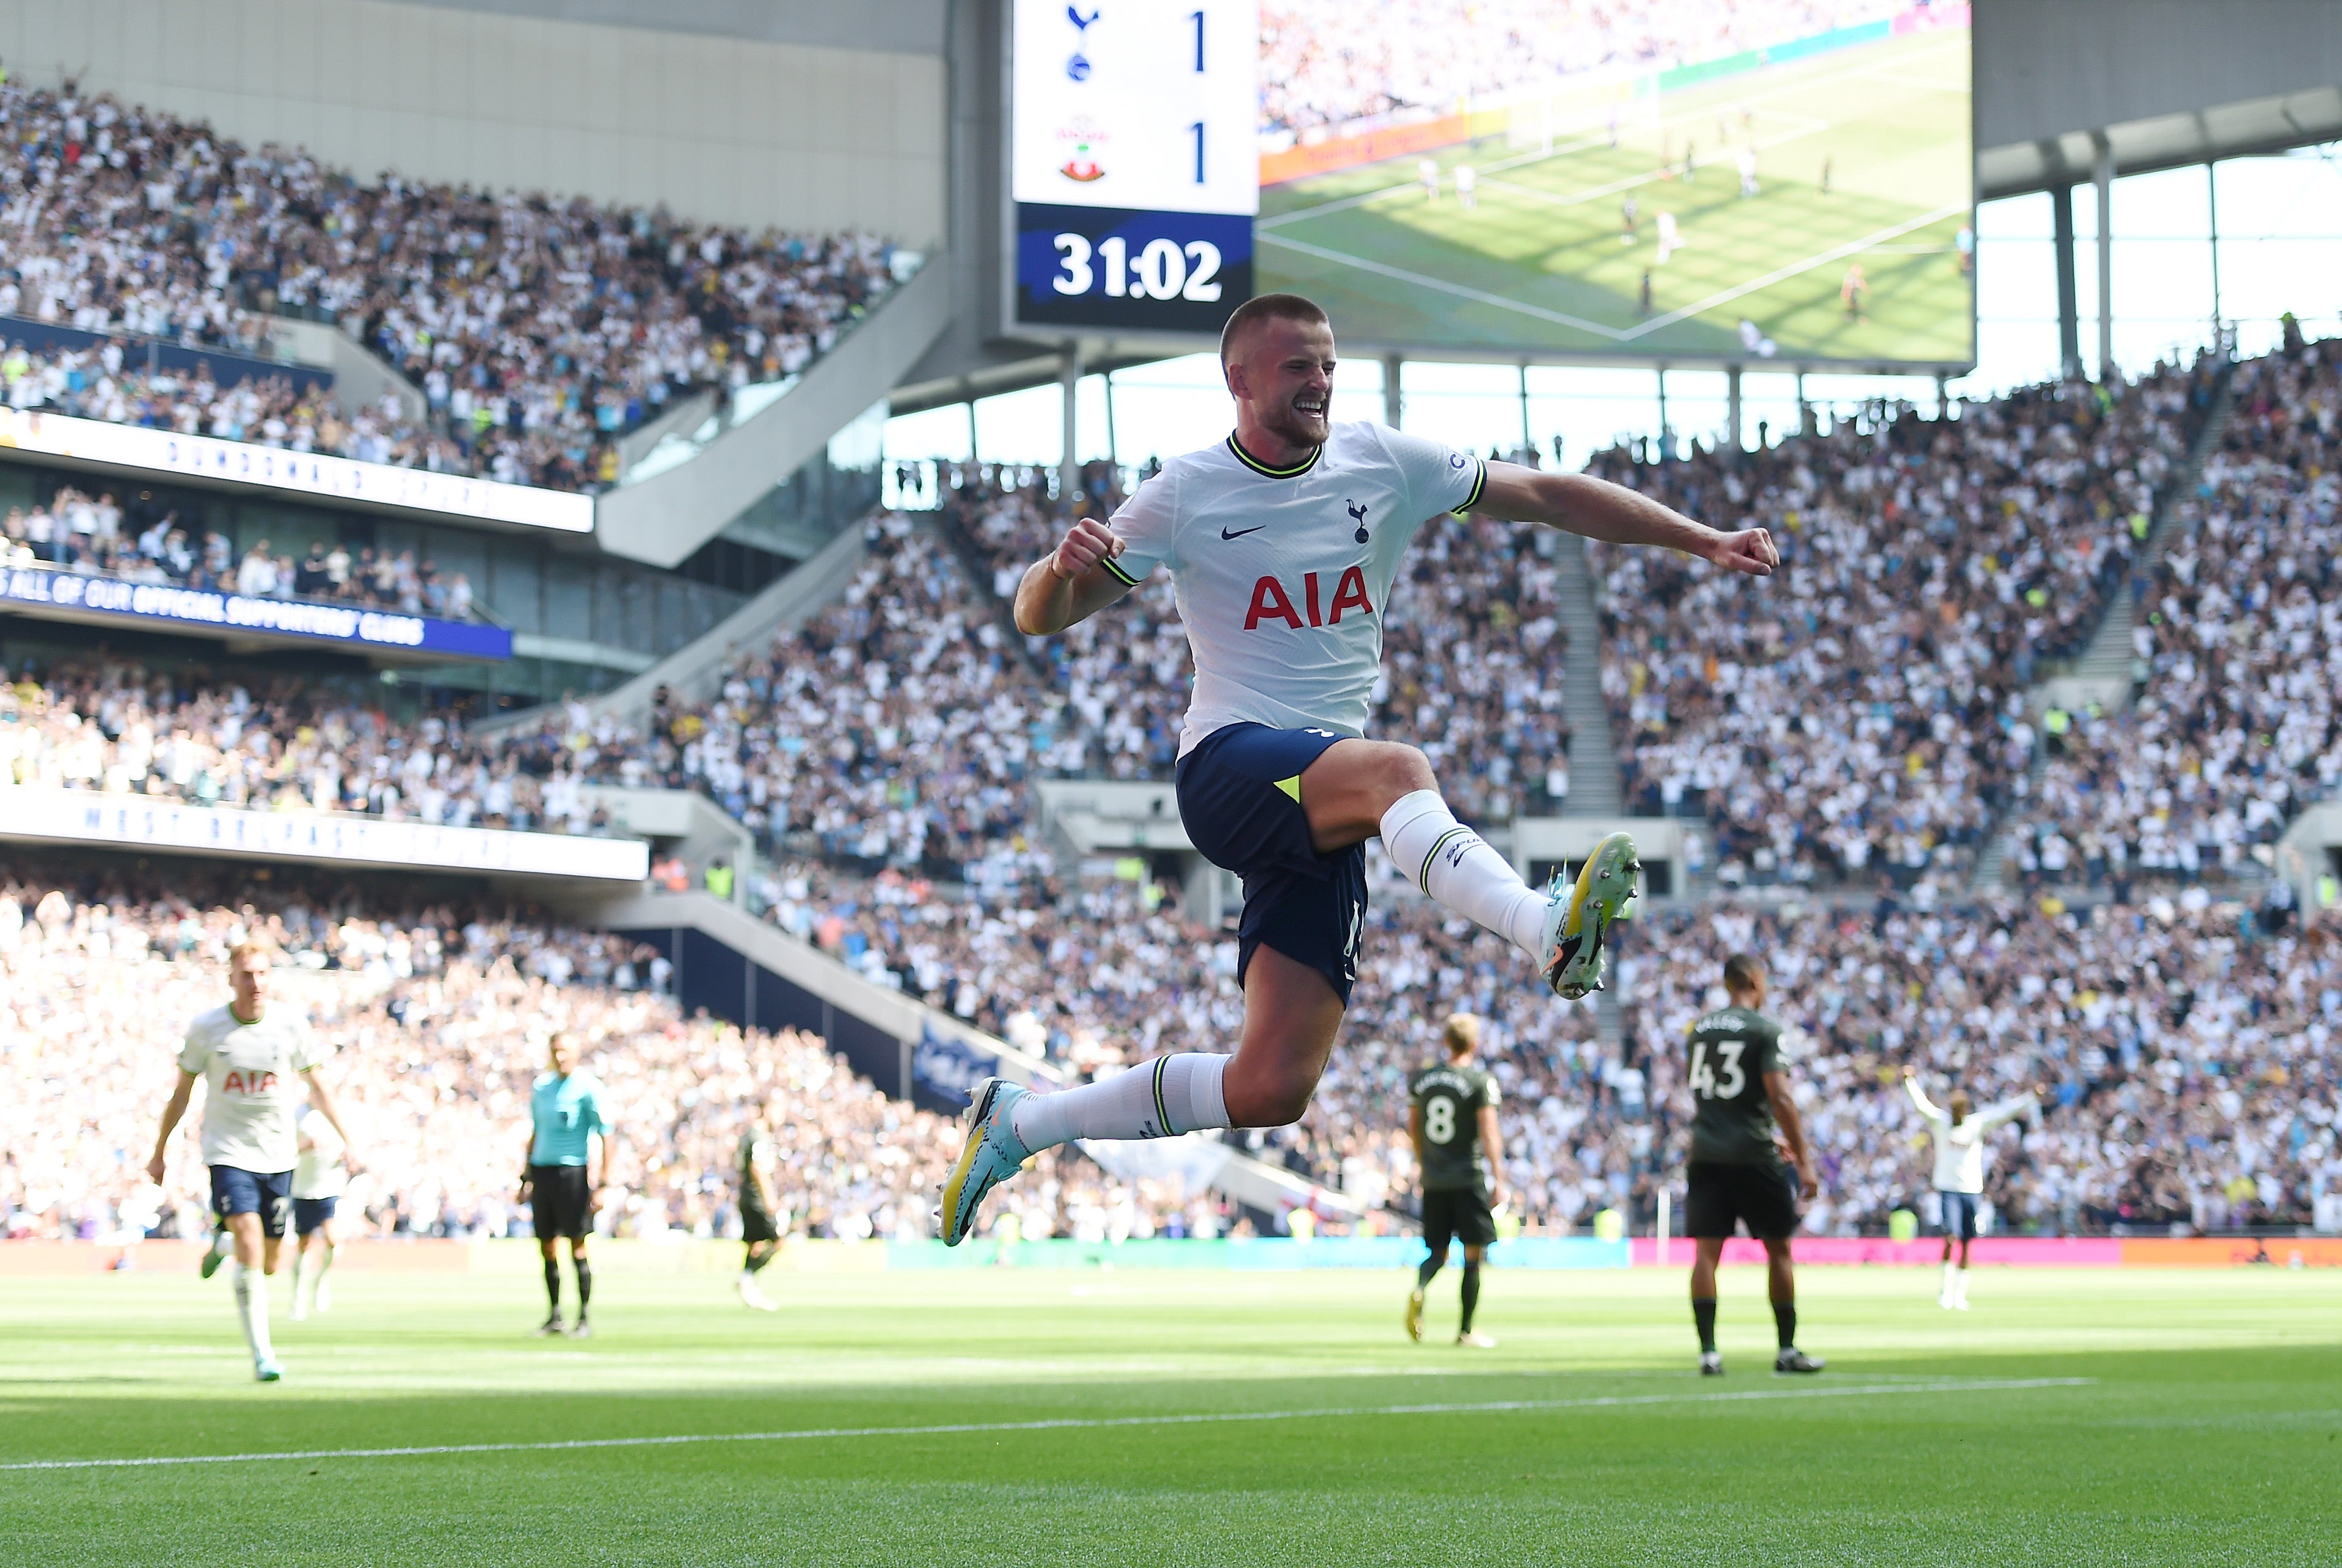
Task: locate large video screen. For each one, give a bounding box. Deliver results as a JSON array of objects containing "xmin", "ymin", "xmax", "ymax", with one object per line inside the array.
[
  {"xmin": 1010, "ymin": 1, "xmax": 1974, "ymax": 369},
  {"xmin": 1253, "ymin": 1, "xmax": 1974, "ymax": 367}
]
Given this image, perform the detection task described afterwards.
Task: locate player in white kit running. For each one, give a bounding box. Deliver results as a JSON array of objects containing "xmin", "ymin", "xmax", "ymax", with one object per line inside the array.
[
  {"xmin": 288, "ymin": 1104, "xmax": 348, "ymax": 1321},
  {"xmin": 148, "ymin": 940, "xmax": 360, "ymax": 1380},
  {"xmin": 938, "ymin": 294, "xmax": 1778, "ymax": 1243}
]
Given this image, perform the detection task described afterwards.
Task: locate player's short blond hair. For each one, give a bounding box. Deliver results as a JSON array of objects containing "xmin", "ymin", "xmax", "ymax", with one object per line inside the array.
[
  {"xmin": 227, "ymin": 938, "xmax": 274, "ymax": 969},
  {"xmin": 1218, "ymin": 291, "xmax": 1328, "ymax": 365},
  {"xmin": 1442, "ymin": 1013, "xmax": 1481, "ymax": 1056}
]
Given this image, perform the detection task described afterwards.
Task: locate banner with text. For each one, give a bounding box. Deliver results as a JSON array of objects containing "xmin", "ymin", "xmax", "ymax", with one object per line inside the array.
[
  {"xmin": 1, "ymin": 565, "xmax": 513, "ymax": 660},
  {"xmin": 0, "ymin": 407, "xmax": 593, "ymax": 533},
  {"xmin": 0, "ymin": 786, "xmax": 648, "ymax": 881}
]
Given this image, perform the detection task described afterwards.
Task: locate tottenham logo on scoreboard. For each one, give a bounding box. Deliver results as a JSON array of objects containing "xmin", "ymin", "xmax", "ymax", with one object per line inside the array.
[{"xmin": 1064, "ymin": 5, "xmax": 1099, "ymax": 79}]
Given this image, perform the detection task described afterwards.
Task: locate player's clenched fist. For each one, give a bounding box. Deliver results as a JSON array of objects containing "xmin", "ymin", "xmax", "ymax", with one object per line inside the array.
[
  {"xmin": 1051, "ymin": 517, "xmax": 1126, "ymax": 581},
  {"xmin": 1705, "ymin": 525, "xmax": 1779, "ymax": 577}
]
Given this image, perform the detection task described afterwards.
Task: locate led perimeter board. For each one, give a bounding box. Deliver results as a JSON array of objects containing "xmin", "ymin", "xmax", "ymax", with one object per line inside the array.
[{"xmin": 1009, "ymin": 0, "xmax": 1260, "ymax": 336}]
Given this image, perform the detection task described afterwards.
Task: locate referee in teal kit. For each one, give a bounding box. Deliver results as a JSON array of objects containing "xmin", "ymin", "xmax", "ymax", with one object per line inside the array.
[{"xmin": 521, "ymin": 1032, "xmax": 615, "ymax": 1338}]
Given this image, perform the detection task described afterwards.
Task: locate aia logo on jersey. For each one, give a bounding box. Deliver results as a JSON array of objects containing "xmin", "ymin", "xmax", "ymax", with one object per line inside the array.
[
  {"xmin": 1244, "ymin": 567, "xmax": 1373, "ymax": 630},
  {"xmin": 222, "ymin": 1069, "xmax": 279, "ymax": 1096}
]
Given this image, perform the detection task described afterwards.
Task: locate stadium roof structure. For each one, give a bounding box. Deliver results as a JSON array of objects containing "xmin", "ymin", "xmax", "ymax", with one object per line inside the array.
[{"xmin": 1974, "ymin": 0, "xmax": 2342, "ymax": 198}]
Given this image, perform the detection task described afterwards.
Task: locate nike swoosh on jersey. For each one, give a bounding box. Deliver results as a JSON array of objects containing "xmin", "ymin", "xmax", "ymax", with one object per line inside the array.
[{"xmin": 1220, "ymin": 525, "xmax": 1267, "ymax": 540}]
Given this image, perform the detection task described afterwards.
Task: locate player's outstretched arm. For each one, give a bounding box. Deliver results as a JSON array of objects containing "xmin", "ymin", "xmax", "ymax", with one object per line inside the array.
[
  {"xmin": 1900, "ymin": 1064, "xmax": 1946, "ymax": 1124},
  {"xmin": 1013, "ymin": 517, "xmax": 1139, "ymax": 635},
  {"xmin": 1474, "ymin": 462, "xmax": 1778, "ymax": 577}
]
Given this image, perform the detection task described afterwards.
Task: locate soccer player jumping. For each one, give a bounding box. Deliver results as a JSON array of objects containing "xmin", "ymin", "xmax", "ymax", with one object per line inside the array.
[{"xmin": 939, "ymin": 294, "xmax": 1778, "ymax": 1244}]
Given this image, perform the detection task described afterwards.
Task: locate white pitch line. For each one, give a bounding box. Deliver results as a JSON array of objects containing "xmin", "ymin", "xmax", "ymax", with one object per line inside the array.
[
  {"xmin": 0, "ymin": 1378, "xmax": 2095, "ymax": 1473},
  {"xmin": 1260, "ymin": 196, "xmax": 1964, "ymax": 345},
  {"xmin": 1257, "ymin": 232, "xmax": 1627, "ymax": 338},
  {"xmin": 1617, "ymin": 199, "xmax": 1969, "ymax": 338}
]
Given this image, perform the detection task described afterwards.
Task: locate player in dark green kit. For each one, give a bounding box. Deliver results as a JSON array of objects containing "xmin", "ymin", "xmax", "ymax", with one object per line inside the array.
[
  {"xmin": 1405, "ymin": 1013, "xmax": 1505, "ymax": 1347},
  {"xmin": 734, "ymin": 1104, "xmax": 783, "ymax": 1312},
  {"xmin": 1684, "ymin": 954, "xmax": 1823, "ymax": 1375}
]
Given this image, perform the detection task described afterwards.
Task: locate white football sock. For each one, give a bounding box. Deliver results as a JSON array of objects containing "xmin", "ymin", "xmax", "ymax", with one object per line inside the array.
[
  {"xmin": 1011, "ymin": 1054, "xmax": 1232, "ymax": 1150},
  {"xmin": 1954, "ymin": 1267, "xmax": 1970, "ymax": 1304},
  {"xmin": 233, "ymin": 1264, "xmax": 274, "ymax": 1362},
  {"xmin": 1939, "ymin": 1261, "xmax": 1956, "ymax": 1299},
  {"xmin": 1380, "ymin": 790, "xmax": 1547, "ymax": 957}
]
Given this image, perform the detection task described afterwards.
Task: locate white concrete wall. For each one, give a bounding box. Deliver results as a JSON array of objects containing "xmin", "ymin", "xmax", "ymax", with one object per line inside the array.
[
  {"xmin": 268, "ymin": 315, "xmax": 426, "ymax": 425},
  {"xmin": 593, "ymin": 257, "xmax": 954, "ymax": 568},
  {"xmin": 0, "ymin": 0, "xmax": 944, "ymax": 242}
]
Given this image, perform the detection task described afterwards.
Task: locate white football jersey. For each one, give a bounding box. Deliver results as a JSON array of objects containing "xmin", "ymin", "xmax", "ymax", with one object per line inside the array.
[
  {"xmin": 292, "ymin": 1104, "xmax": 347, "ymax": 1199},
  {"xmin": 177, "ymin": 1004, "xmax": 325, "ymax": 1173},
  {"xmin": 1105, "ymin": 421, "xmax": 1487, "ymax": 755}
]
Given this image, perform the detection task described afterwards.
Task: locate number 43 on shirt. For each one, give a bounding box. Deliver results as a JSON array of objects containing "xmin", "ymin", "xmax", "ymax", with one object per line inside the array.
[{"xmin": 1690, "ymin": 1038, "xmax": 1748, "ymax": 1099}]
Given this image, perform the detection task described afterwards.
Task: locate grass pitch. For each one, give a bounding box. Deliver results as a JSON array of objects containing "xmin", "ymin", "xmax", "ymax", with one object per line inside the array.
[
  {"xmin": 3, "ymin": 1263, "xmax": 2337, "ymax": 1566},
  {"xmin": 1257, "ymin": 29, "xmax": 1974, "ymax": 363}
]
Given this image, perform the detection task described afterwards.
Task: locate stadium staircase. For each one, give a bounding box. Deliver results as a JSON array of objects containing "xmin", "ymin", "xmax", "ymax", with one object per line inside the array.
[
  {"xmin": 267, "ymin": 313, "xmax": 429, "ymax": 427},
  {"xmin": 564, "ymin": 887, "xmax": 1368, "ymax": 1223},
  {"xmin": 925, "ymin": 508, "xmax": 1060, "ymax": 683},
  {"xmin": 1551, "ymin": 530, "xmax": 1627, "ymax": 817},
  {"xmin": 593, "ymin": 261, "xmax": 953, "ymax": 571},
  {"xmin": 1547, "ymin": 528, "xmax": 1636, "ymax": 1052},
  {"xmin": 1968, "ymin": 370, "xmax": 2240, "ymax": 895}
]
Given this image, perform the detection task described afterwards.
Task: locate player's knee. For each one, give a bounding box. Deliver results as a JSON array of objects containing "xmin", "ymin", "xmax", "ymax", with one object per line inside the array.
[
  {"xmin": 1228, "ymin": 1073, "xmax": 1313, "ymax": 1128},
  {"xmin": 1374, "ymin": 742, "xmax": 1436, "ymax": 796}
]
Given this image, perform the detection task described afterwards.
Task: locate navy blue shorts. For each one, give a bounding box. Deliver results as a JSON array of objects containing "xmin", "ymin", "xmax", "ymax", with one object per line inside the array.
[
  {"xmin": 293, "ymin": 1196, "xmax": 339, "ymax": 1236},
  {"xmin": 1938, "ymin": 1190, "xmax": 1980, "ymax": 1241},
  {"xmin": 1175, "ymin": 723, "xmax": 1366, "ymax": 1006},
  {"xmin": 211, "ymin": 1167, "xmax": 294, "ymax": 1239}
]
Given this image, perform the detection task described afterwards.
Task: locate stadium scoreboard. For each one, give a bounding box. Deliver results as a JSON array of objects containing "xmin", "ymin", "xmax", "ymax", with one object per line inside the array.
[{"xmin": 1009, "ymin": 0, "xmax": 1259, "ymax": 337}]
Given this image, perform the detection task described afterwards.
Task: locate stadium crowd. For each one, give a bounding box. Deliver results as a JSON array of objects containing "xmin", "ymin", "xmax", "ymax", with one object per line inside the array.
[
  {"xmin": 0, "ymin": 858, "xmax": 1122, "ymax": 1249},
  {"xmin": 2, "ymin": 483, "xmax": 480, "ymax": 619},
  {"xmin": 0, "ymin": 338, "xmax": 470, "ymax": 475},
  {"xmin": 495, "ymin": 512, "xmax": 1083, "ymax": 878},
  {"xmin": 2010, "ymin": 339, "xmax": 2342, "ymax": 891},
  {"xmin": 0, "ymin": 658, "xmax": 605, "ymax": 832},
  {"xmin": 10, "ymin": 844, "xmax": 2332, "ymax": 1252},
  {"xmin": 0, "ymin": 79, "xmax": 902, "ymax": 490},
  {"xmin": 1589, "ymin": 357, "xmax": 2218, "ymax": 894},
  {"xmin": 1619, "ymin": 897, "xmax": 2340, "ymax": 1236},
  {"xmin": 1259, "ymin": 0, "xmax": 1903, "ymax": 137}
]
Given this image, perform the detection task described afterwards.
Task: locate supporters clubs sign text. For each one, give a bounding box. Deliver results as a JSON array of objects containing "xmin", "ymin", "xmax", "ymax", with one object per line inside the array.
[
  {"xmin": 1016, "ymin": 205, "xmax": 1254, "ymax": 333},
  {"xmin": 2, "ymin": 566, "xmax": 513, "ymax": 660}
]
